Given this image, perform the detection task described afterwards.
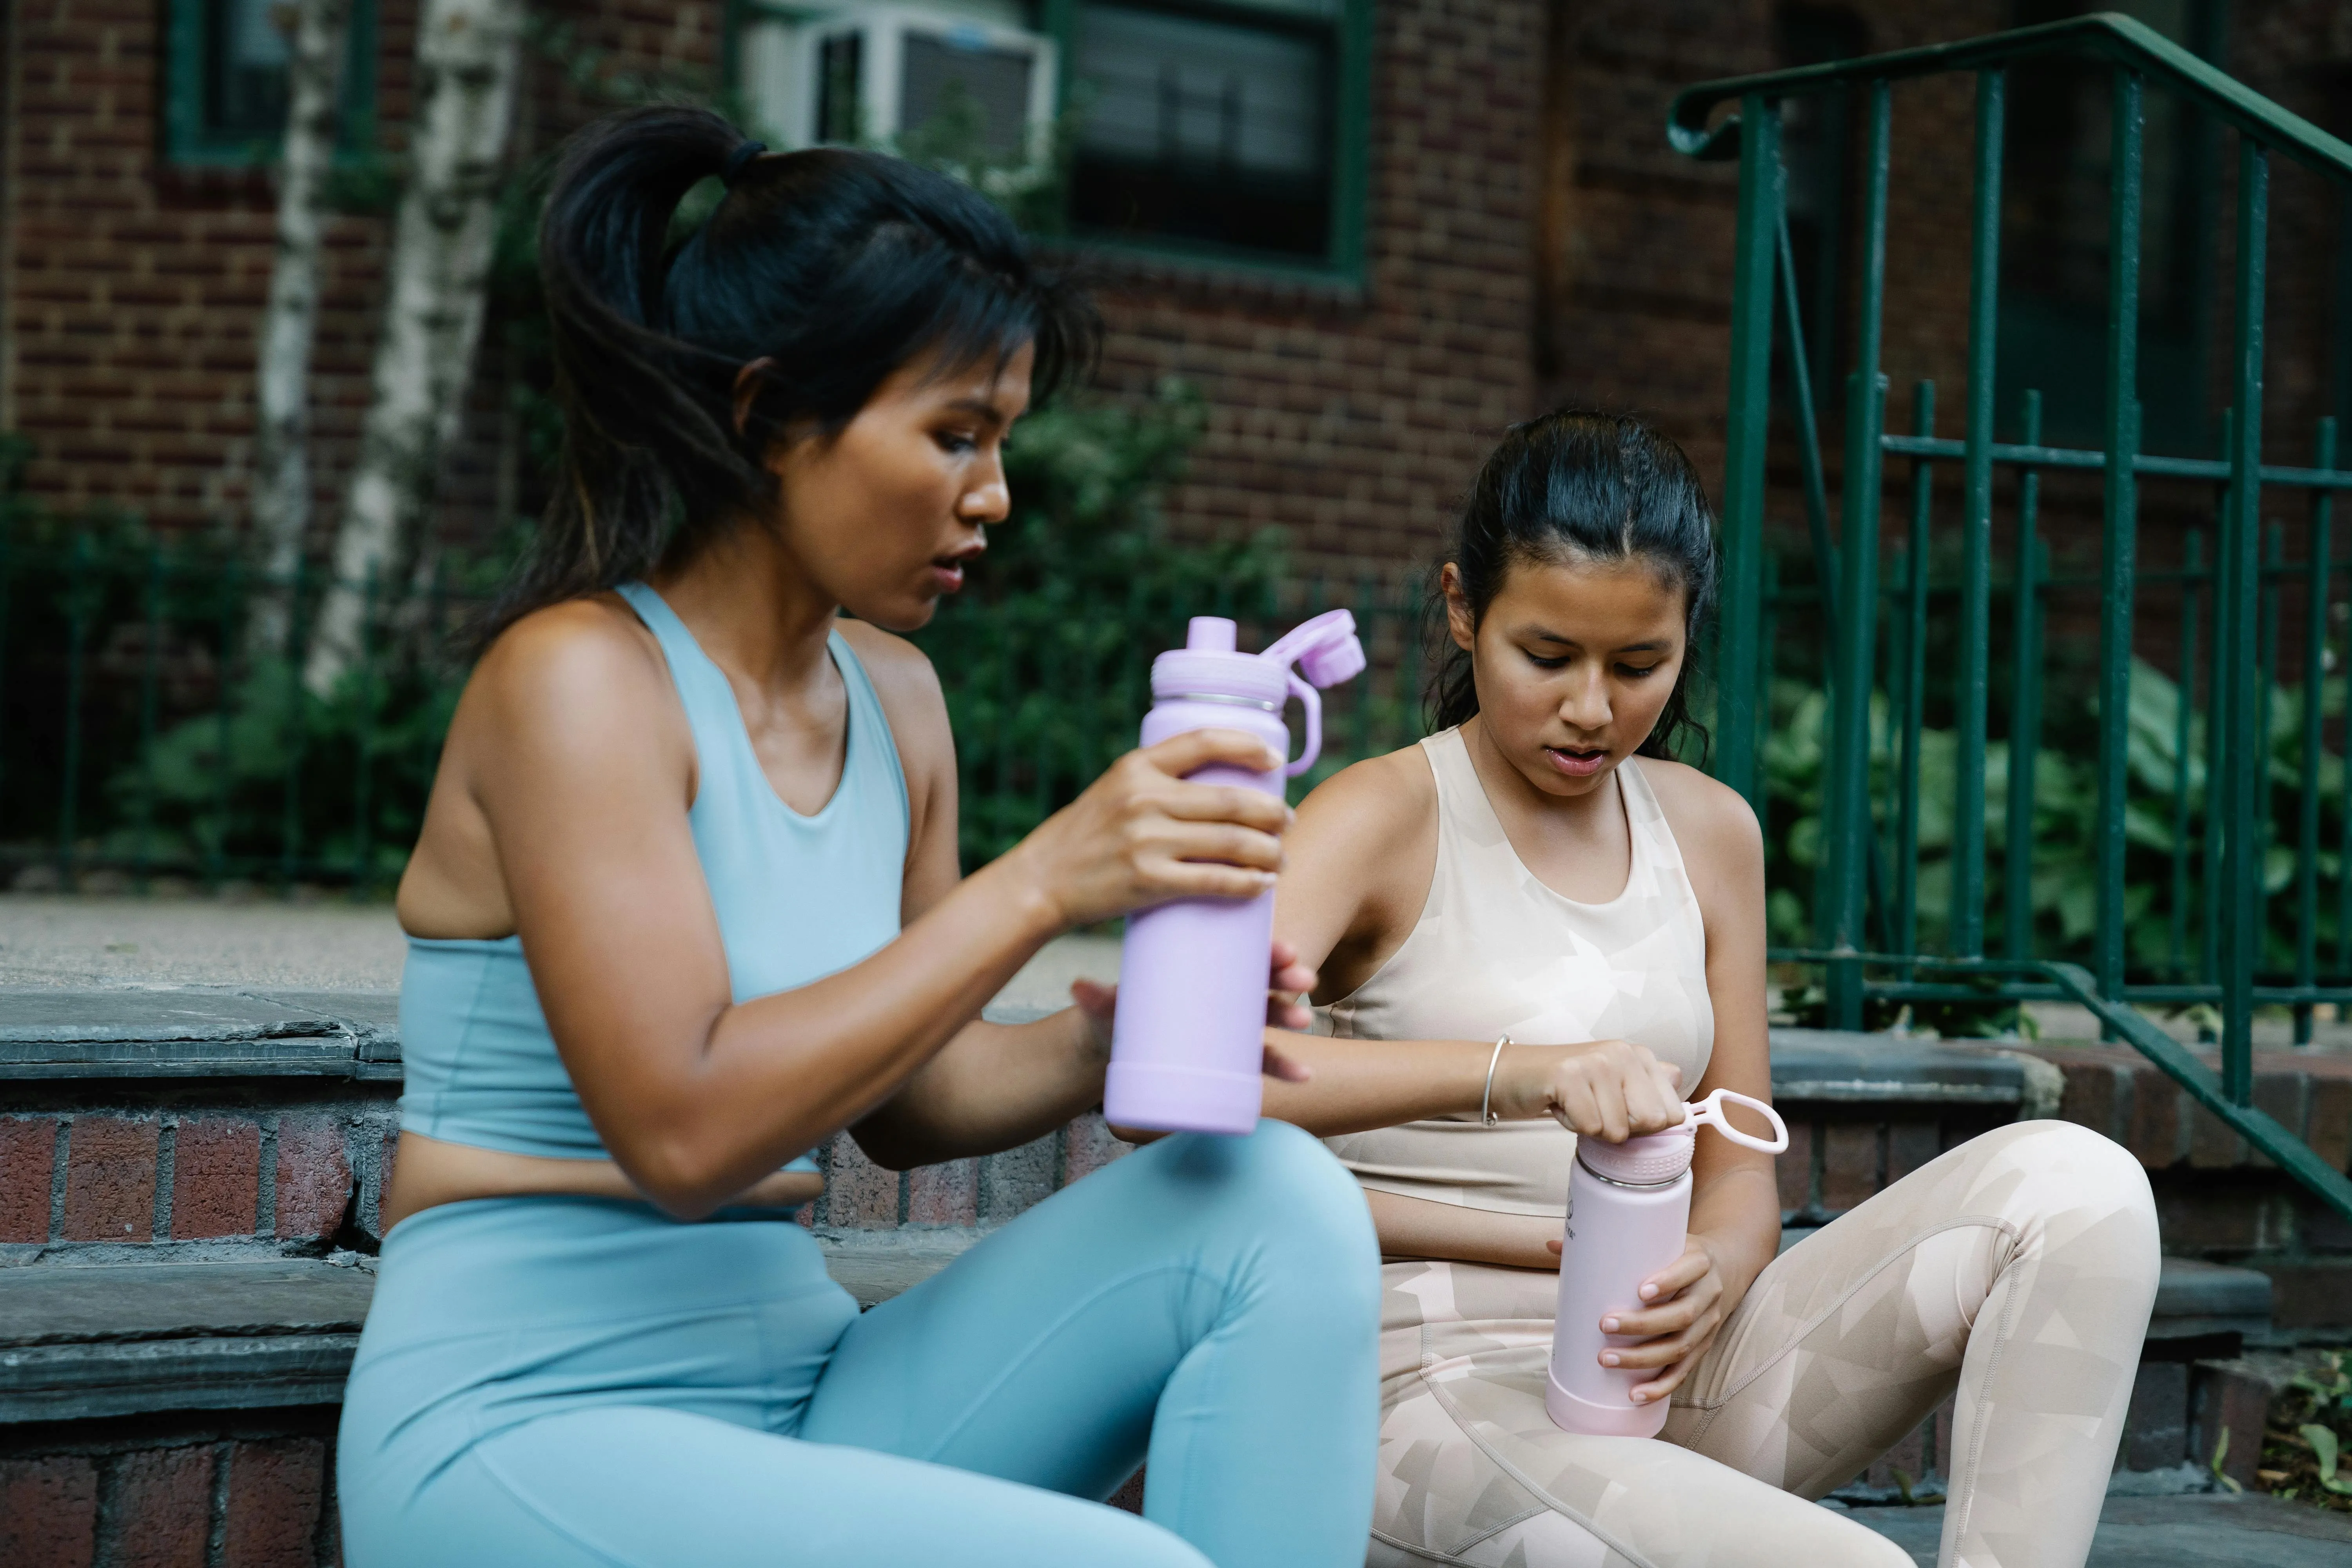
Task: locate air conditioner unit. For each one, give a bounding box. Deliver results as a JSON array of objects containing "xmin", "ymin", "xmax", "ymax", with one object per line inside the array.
[{"xmin": 741, "ymin": 5, "xmax": 1058, "ymax": 165}]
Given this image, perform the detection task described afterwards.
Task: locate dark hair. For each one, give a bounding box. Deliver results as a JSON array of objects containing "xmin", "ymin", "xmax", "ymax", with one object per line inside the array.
[
  {"xmin": 1426, "ymin": 408, "xmax": 1718, "ymax": 761},
  {"xmin": 481, "ymin": 105, "xmax": 1098, "ymax": 640}
]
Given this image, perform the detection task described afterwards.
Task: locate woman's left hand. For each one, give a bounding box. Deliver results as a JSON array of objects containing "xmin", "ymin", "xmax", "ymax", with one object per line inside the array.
[
  {"xmin": 1070, "ymin": 940, "xmax": 1317, "ymax": 1081},
  {"xmin": 1544, "ymin": 1231, "xmax": 1731, "ymax": 1404}
]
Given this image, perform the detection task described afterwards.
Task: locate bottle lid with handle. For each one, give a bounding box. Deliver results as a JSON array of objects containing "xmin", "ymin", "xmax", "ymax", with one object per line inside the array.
[
  {"xmin": 1151, "ymin": 610, "xmax": 1366, "ymax": 777},
  {"xmin": 1573, "ymin": 1089, "xmax": 1790, "ymax": 1187}
]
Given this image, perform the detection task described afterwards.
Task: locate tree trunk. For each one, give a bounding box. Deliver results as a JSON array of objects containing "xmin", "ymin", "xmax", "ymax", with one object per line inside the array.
[
  {"xmin": 246, "ymin": 0, "xmax": 353, "ymax": 658},
  {"xmin": 303, "ymin": 0, "xmax": 522, "ymax": 697}
]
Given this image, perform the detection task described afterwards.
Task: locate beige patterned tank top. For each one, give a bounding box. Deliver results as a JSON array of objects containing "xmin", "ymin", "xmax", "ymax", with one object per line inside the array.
[{"xmin": 1319, "ymin": 728, "xmax": 1713, "ymax": 1218}]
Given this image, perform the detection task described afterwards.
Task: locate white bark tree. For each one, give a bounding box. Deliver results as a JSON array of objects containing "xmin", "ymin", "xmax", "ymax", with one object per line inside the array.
[
  {"xmin": 303, "ymin": 0, "xmax": 522, "ymax": 696},
  {"xmin": 245, "ymin": 0, "xmax": 353, "ymax": 657}
]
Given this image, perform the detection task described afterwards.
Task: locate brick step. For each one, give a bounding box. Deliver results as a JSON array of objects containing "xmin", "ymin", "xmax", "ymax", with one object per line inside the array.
[{"xmin": 4, "ymin": 986, "xmax": 2350, "ymax": 1561}]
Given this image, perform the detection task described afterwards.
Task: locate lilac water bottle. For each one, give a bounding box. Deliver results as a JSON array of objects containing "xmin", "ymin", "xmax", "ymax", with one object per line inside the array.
[
  {"xmin": 1547, "ymin": 1088, "xmax": 1789, "ymax": 1435},
  {"xmin": 1103, "ymin": 610, "xmax": 1365, "ymax": 1136}
]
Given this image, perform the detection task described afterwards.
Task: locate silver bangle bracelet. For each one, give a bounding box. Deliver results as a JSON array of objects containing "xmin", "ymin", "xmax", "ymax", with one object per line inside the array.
[{"xmin": 1480, "ymin": 1034, "xmax": 1511, "ymax": 1126}]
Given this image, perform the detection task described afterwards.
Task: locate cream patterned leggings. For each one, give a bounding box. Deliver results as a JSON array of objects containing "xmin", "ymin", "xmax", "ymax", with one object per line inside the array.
[{"xmin": 1368, "ymin": 1121, "xmax": 2160, "ymax": 1568}]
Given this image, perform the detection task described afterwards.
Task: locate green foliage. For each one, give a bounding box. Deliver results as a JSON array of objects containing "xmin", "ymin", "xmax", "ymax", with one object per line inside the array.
[
  {"xmin": 2264, "ymin": 1350, "xmax": 2352, "ymax": 1509},
  {"xmin": 1762, "ymin": 652, "xmax": 2350, "ymax": 1024},
  {"xmin": 911, "ymin": 381, "xmax": 1287, "ymax": 866},
  {"xmin": 105, "ymin": 653, "xmax": 463, "ymax": 887}
]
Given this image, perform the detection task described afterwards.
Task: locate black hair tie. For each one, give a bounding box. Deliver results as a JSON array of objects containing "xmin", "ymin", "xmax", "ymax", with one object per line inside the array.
[{"xmin": 720, "ymin": 139, "xmax": 768, "ymax": 187}]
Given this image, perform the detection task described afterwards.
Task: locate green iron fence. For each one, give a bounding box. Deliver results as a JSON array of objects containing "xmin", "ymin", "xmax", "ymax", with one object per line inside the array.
[
  {"xmin": 1673, "ymin": 12, "xmax": 2352, "ymax": 1220},
  {"xmin": 0, "ymin": 514, "xmax": 1432, "ymax": 894}
]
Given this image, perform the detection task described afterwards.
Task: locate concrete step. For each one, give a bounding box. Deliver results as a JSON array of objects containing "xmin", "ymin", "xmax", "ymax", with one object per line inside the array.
[{"xmin": 1846, "ymin": 1491, "xmax": 2352, "ymax": 1567}]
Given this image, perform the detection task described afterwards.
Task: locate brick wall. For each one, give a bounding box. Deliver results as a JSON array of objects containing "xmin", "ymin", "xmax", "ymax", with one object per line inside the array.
[
  {"xmin": 0, "ymin": 0, "xmax": 1543, "ymax": 588},
  {"xmin": 0, "ymin": 1415, "xmax": 341, "ymax": 1568},
  {"xmin": 6, "ymin": 0, "xmax": 2348, "ymax": 607},
  {"xmin": 1087, "ymin": 0, "xmax": 1544, "ymax": 577},
  {"xmin": 0, "ymin": 1091, "xmax": 397, "ymax": 1256}
]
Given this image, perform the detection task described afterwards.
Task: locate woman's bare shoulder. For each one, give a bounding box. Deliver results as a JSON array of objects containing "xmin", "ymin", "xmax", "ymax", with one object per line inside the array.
[
  {"xmin": 1636, "ymin": 756, "xmax": 1762, "ymax": 871},
  {"xmin": 466, "ymin": 594, "xmax": 677, "ymax": 737},
  {"xmin": 834, "ymin": 619, "xmax": 946, "ymax": 718},
  {"xmin": 1295, "ymin": 743, "xmax": 1439, "ymax": 839}
]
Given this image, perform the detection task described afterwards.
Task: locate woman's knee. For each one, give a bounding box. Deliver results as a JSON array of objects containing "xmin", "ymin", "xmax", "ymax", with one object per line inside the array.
[
  {"xmin": 1147, "ymin": 1122, "xmax": 1378, "ymax": 1298},
  {"xmin": 1992, "ymin": 1119, "xmax": 2154, "ymax": 1205},
  {"xmin": 1976, "ymin": 1119, "xmax": 2159, "ymax": 1267}
]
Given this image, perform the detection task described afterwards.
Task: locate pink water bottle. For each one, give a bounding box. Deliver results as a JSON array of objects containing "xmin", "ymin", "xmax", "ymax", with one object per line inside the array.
[
  {"xmin": 1547, "ymin": 1088, "xmax": 1789, "ymax": 1435},
  {"xmin": 1103, "ymin": 610, "xmax": 1365, "ymax": 1136}
]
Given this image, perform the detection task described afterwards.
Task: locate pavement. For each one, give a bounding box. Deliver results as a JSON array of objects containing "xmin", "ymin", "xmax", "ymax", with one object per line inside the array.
[
  {"xmin": 0, "ymin": 892, "xmax": 1121, "ymax": 1011},
  {"xmin": 1844, "ymin": 1491, "xmax": 2352, "ymax": 1566}
]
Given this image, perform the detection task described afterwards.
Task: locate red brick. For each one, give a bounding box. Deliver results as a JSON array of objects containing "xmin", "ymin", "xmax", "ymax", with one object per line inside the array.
[
  {"xmin": 60, "ymin": 1115, "xmax": 157, "ymax": 1241},
  {"xmin": 170, "ymin": 1116, "xmax": 260, "ymax": 1239},
  {"xmin": 822, "ymin": 1131, "xmax": 901, "ymax": 1228},
  {"xmin": 2047, "ymin": 1053, "xmax": 2131, "ymax": 1142},
  {"xmin": 2185, "ymin": 1100, "xmax": 2248, "ymax": 1170},
  {"xmin": 275, "ymin": 1117, "xmax": 352, "ymax": 1240},
  {"xmin": 2127, "ymin": 1074, "xmax": 2188, "ymax": 1169},
  {"xmin": 905, "ymin": 1159, "xmax": 978, "ymax": 1227},
  {"xmin": 2245, "ymin": 1070, "xmax": 2309, "ymax": 1171},
  {"xmin": 0, "ymin": 1456, "xmax": 98, "ymax": 1568},
  {"xmin": 0, "ymin": 1117, "xmax": 59, "ymax": 1242},
  {"xmin": 2259, "ymin": 1260, "xmax": 2352, "ymax": 1332},
  {"xmin": 220, "ymin": 1438, "xmax": 325, "ymax": 1568},
  {"xmin": 1775, "ymin": 1120, "xmax": 1813, "ymax": 1214},
  {"xmin": 1063, "ymin": 1114, "xmax": 1136, "ymax": 1185},
  {"xmin": 1107, "ymin": 1466, "xmax": 1146, "ymax": 1514},
  {"xmin": 1886, "ymin": 1121, "xmax": 1942, "ymax": 1186},
  {"xmin": 2307, "ymin": 1075, "xmax": 2352, "ymax": 1172},
  {"xmin": 1820, "ymin": 1123, "xmax": 1880, "ymax": 1213},
  {"xmin": 108, "ymin": 1445, "xmax": 214, "ymax": 1568},
  {"xmin": 2153, "ymin": 1186, "xmax": 2269, "ymax": 1252},
  {"xmin": 2193, "ymin": 1360, "xmax": 2276, "ymax": 1488}
]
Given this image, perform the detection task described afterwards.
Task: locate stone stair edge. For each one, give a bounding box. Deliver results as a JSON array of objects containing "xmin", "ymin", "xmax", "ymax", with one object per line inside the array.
[{"xmin": 0, "ymin": 987, "xmax": 2071, "ymax": 1101}]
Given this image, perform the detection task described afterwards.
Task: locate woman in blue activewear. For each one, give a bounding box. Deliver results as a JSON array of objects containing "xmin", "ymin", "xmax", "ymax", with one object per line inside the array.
[{"xmin": 336, "ymin": 106, "xmax": 1379, "ymax": 1568}]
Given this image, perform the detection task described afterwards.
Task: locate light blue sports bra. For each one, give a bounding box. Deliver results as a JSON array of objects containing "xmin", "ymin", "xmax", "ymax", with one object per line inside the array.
[{"xmin": 396, "ymin": 581, "xmax": 910, "ymax": 1168}]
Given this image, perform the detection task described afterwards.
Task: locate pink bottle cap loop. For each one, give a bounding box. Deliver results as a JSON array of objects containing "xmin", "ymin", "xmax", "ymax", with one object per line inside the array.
[{"xmin": 1680, "ymin": 1087, "xmax": 1789, "ymax": 1154}]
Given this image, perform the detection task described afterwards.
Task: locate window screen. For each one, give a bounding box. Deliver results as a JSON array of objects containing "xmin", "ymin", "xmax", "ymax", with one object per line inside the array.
[
  {"xmin": 1069, "ymin": 3, "xmax": 1336, "ymax": 261},
  {"xmin": 901, "ymin": 32, "xmax": 1035, "ymax": 158},
  {"xmin": 204, "ymin": 0, "xmax": 292, "ymax": 141}
]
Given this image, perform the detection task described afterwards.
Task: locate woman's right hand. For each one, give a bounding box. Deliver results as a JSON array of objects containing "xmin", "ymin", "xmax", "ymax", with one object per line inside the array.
[
  {"xmin": 1004, "ymin": 728, "xmax": 1294, "ymax": 930},
  {"xmin": 1490, "ymin": 1039, "xmax": 1685, "ymax": 1143}
]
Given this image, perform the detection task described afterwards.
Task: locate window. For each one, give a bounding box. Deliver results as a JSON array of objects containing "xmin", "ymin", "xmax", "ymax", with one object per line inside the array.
[
  {"xmin": 1045, "ymin": 0, "xmax": 1372, "ymax": 275},
  {"xmin": 1997, "ymin": 0, "xmax": 2225, "ymax": 454},
  {"xmin": 164, "ymin": 0, "xmax": 377, "ymax": 167}
]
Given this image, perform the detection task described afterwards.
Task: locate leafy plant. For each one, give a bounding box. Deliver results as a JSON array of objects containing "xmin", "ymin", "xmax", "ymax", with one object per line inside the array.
[
  {"xmin": 911, "ymin": 381, "xmax": 1286, "ymax": 866},
  {"xmin": 2261, "ymin": 1350, "xmax": 2352, "ymax": 1509},
  {"xmin": 1762, "ymin": 652, "xmax": 2350, "ymax": 1030}
]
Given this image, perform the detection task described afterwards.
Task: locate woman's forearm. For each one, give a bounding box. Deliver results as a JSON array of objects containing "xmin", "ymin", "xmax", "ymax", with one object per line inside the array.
[
  {"xmin": 851, "ymin": 1008, "xmax": 1107, "ymax": 1168},
  {"xmin": 596, "ymin": 851, "xmax": 1065, "ymax": 1214},
  {"xmin": 1367, "ymin": 1189, "xmax": 1559, "ymax": 1269},
  {"xmin": 1689, "ymin": 1163, "xmax": 1782, "ymax": 1304},
  {"xmin": 1258, "ymin": 1029, "xmax": 1508, "ymax": 1136}
]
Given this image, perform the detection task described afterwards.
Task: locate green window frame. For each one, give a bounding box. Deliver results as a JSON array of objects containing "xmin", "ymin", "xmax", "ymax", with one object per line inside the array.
[
  {"xmin": 162, "ymin": 0, "xmax": 379, "ymax": 168},
  {"xmin": 1040, "ymin": 0, "xmax": 1374, "ymax": 282}
]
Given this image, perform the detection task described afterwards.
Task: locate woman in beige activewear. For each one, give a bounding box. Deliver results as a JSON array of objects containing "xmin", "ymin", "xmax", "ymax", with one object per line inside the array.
[{"xmin": 1253, "ymin": 411, "xmax": 2161, "ymax": 1568}]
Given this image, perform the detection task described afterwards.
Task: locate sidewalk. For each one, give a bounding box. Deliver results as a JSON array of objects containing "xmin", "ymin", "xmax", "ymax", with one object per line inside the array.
[
  {"xmin": 1846, "ymin": 1491, "xmax": 2352, "ymax": 1566},
  {"xmin": 0, "ymin": 893, "xmax": 1121, "ymax": 1010}
]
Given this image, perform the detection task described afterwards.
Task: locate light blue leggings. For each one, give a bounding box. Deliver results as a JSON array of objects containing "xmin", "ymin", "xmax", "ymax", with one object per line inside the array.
[{"xmin": 338, "ymin": 1121, "xmax": 1380, "ymax": 1568}]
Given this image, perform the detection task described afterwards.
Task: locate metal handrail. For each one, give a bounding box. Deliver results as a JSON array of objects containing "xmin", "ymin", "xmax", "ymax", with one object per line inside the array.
[
  {"xmin": 1668, "ymin": 13, "xmax": 2352, "ymax": 182},
  {"xmin": 1670, "ymin": 13, "xmax": 2352, "ymax": 1222}
]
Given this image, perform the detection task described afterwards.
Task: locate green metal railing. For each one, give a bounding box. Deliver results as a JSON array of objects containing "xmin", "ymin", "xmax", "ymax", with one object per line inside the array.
[
  {"xmin": 0, "ymin": 520, "xmax": 1431, "ymax": 894},
  {"xmin": 1673, "ymin": 13, "xmax": 2352, "ymax": 1219},
  {"xmin": 0, "ymin": 528, "xmax": 471, "ymax": 895}
]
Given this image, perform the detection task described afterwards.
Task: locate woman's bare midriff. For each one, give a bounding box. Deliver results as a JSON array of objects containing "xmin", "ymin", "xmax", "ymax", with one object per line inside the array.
[{"xmin": 381, "ymin": 1132, "xmax": 826, "ymax": 1233}]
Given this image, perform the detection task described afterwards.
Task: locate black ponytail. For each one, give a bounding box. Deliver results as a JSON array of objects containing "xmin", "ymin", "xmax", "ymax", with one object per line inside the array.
[
  {"xmin": 481, "ymin": 105, "xmax": 1098, "ymax": 641},
  {"xmin": 1427, "ymin": 409, "xmax": 1719, "ymax": 762}
]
